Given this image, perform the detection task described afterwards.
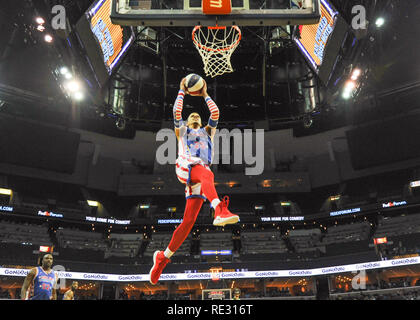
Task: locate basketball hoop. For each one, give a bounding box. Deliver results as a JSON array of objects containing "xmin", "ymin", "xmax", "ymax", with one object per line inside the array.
[
  {"xmin": 210, "ymin": 267, "xmax": 222, "ymax": 281},
  {"xmin": 192, "ymin": 25, "xmax": 241, "ymax": 78}
]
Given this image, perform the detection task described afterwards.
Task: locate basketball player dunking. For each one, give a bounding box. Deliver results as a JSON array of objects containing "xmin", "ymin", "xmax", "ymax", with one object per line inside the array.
[
  {"xmin": 149, "ymin": 77, "xmax": 239, "ymax": 285},
  {"xmin": 21, "ymin": 254, "xmax": 58, "ymax": 300}
]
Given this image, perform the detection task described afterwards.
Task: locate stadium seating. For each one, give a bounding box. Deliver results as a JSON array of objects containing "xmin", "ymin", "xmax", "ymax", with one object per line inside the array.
[
  {"xmin": 240, "ymin": 230, "xmax": 288, "ymax": 254},
  {"xmin": 375, "ymin": 214, "xmax": 420, "ymax": 238},
  {"xmin": 322, "ymin": 221, "xmax": 371, "ymax": 245},
  {"xmin": 56, "ymin": 227, "xmax": 108, "ymax": 251},
  {"xmin": 200, "ymin": 231, "xmax": 233, "ymax": 251},
  {"xmin": 0, "ymin": 242, "xmax": 39, "ymax": 265},
  {"xmin": 105, "ymin": 233, "xmax": 143, "ymax": 258},
  {"xmin": 143, "ymin": 232, "xmax": 173, "ymax": 257},
  {"xmin": 0, "ymin": 220, "xmax": 51, "ymax": 246},
  {"xmin": 288, "ymin": 228, "xmax": 324, "ymax": 254}
]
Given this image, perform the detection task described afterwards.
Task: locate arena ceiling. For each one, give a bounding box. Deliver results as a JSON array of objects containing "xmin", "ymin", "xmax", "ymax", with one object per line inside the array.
[{"xmin": 0, "ymin": 0, "xmax": 419, "ymax": 138}]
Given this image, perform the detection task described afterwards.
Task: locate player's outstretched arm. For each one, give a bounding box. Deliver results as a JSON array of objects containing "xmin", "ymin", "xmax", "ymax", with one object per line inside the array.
[
  {"xmin": 52, "ymin": 273, "xmax": 58, "ymax": 300},
  {"xmin": 174, "ymin": 78, "xmax": 188, "ymax": 139},
  {"xmin": 199, "ymin": 81, "xmax": 219, "ymax": 139},
  {"xmin": 21, "ymin": 268, "xmax": 36, "ymax": 300}
]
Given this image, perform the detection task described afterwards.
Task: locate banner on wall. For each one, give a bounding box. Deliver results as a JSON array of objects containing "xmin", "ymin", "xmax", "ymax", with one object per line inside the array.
[{"xmin": 2, "ymin": 256, "xmax": 420, "ymax": 282}]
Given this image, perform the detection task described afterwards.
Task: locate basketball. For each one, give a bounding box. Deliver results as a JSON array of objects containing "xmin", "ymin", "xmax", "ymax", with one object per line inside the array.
[{"xmin": 185, "ymin": 73, "xmax": 204, "ymax": 94}]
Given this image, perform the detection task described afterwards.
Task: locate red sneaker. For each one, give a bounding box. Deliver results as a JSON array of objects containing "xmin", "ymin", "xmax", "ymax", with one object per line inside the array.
[
  {"xmin": 149, "ymin": 251, "xmax": 170, "ymax": 285},
  {"xmin": 213, "ymin": 196, "xmax": 239, "ymax": 227}
]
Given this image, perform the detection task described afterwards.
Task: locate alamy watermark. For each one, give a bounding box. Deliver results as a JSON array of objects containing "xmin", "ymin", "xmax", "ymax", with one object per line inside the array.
[
  {"xmin": 50, "ymin": 5, "xmax": 66, "ymax": 30},
  {"xmin": 53, "ymin": 264, "xmax": 66, "ymax": 290},
  {"xmin": 351, "ymin": 270, "xmax": 367, "ymax": 290},
  {"xmin": 156, "ymin": 128, "xmax": 265, "ymax": 176},
  {"xmin": 351, "ymin": 5, "xmax": 367, "ymax": 30}
]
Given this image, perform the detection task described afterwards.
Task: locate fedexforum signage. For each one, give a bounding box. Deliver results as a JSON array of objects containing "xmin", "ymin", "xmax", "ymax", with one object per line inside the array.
[
  {"xmin": 382, "ymin": 201, "xmax": 407, "ymax": 208},
  {"xmin": 330, "ymin": 207, "xmax": 361, "ymax": 217}
]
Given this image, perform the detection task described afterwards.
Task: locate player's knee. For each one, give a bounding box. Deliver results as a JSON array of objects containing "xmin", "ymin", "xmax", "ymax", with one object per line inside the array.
[{"xmin": 203, "ymin": 169, "xmax": 214, "ymax": 181}]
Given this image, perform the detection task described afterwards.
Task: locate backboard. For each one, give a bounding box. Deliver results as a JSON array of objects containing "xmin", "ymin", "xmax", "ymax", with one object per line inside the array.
[
  {"xmin": 110, "ymin": 0, "xmax": 321, "ymax": 27},
  {"xmin": 202, "ymin": 288, "xmax": 232, "ymax": 300}
]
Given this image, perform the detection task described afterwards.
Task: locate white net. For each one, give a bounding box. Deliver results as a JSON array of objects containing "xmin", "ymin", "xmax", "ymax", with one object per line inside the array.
[{"xmin": 192, "ymin": 26, "xmax": 241, "ymax": 78}]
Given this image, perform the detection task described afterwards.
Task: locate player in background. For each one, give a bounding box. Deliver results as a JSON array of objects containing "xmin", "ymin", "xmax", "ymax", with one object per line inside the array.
[
  {"xmin": 149, "ymin": 77, "xmax": 239, "ymax": 285},
  {"xmin": 21, "ymin": 253, "xmax": 58, "ymax": 300},
  {"xmin": 63, "ymin": 281, "xmax": 78, "ymax": 300},
  {"xmin": 233, "ymin": 288, "xmax": 241, "ymax": 300}
]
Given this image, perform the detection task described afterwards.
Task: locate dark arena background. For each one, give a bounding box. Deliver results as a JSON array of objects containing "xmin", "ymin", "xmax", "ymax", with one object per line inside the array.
[{"xmin": 0, "ymin": 0, "xmax": 420, "ymax": 309}]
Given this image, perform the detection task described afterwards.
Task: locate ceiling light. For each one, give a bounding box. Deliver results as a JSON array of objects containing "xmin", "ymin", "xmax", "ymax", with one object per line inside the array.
[
  {"xmin": 351, "ymin": 69, "xmax": 362, "ymax": 81},
  {"xmin": 60, "ymin": 67, "xmax": 69, "ymax": 75},
  {"xmin": 44, "ymin": 34, "xmax": 53, "ymax": 43},
  {"xmin": 87, "ymin": 200, "xmax": 99, "ymax": 207},
  {"xmin": 36, "ymin": 17, "xmax": 45, "ymax": 25},
  {"xmin": 345, "ymin": 81, "xmax": 356, "ymax": 91},
  {"xmin": 66, "ymin": 80, "xmax": 81, "ymax": 92},
  {"xmin": 342, "ymin": 91, "xmax": 352, "ymax": 99},
  {"xmin": 375, "ymin": 17, "xmax": 385, "ymax": 28},
  {"xmin": 0, "ymin": 188, "xmax": 12, "ymax": 195},
  {"xmin": 73, "ymin": 92, "xmax": 84, "ymax": 101}
]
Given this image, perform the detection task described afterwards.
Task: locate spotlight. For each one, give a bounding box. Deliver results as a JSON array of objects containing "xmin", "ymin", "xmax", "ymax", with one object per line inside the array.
[
  {"xmin": 44, "ymin": 34, "xmax": 53, "ymax": 43},
  {"xmin": 342, "ymin": 80, "xmax": 357, "ymax": 99},
  {"xmin": 36, "ymin": 17, "xmax": 45, "ymax": 25},
  {"xmin": 351, "ymin": 69, "xmax": 362, "ymax": 81},
  {"xmin": 0, "ymin": 188, "xmax": 12, "ymax": 195},
  {"xmin": 87, "ymin": 200, "xmax": 99, "ymax": 207},
  {"xmin": 375, "ymin": 17, "xmax": 385, "ymax": 28},
  {"xmin": 37, "ymin": 25, "xmax": 45, "ymax": 32},
  {"xmin": 73, "ymin": 92, "xmax": 84, "ymax": 101},
  {"xmin": 60, "ymin": 67, "xmax": 69, "ymax": 75},
  {"xmin": 342, "ymin": 90, "xmax": 352, "ymax": 100},
  {"xmin": 344, "ymin": 81, "xmax": 356, "ymax": 91},
  {"xmin": 65, "ymin": 80, "xmax": 81, "ymax": 92}
]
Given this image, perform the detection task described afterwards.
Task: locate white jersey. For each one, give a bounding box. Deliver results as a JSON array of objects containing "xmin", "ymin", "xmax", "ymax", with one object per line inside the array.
[
  {"xmin": 175, "ymin": 126, "xmax": 212, "ymax": 201},
  {"xmin": 177, "ymin": 126, "xmax": 214, "ymax": 165}
]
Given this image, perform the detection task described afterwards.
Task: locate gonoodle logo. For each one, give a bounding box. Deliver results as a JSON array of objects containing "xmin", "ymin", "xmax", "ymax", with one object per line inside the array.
[
  {"xmin": 391, "ymin": 258, "xmax": 418, "ymax": 266},
  {"xmin": 186, "ymin": 273, "xmax": 211, "ymax": 279},
  {"xmin": 5, "ymin": 269, "xmax": 28, "ymax": 276},
  {"xmin": 288, "ymin": 270, "xmax": 312, "ymax": 276},
  {"xmin": 355, "ymin": 263, "xmax": 381, "ymax": 270},
  {"xmin": 221, "ymin": 272, "xmax": 246, "ymax": 278},
  {"xmin": 118, "ymin": 275, "xmax": 143, "ymax": 281},
  {"xmin": 322, "ymin": 267, "xmax": 345, "ymax": 274},
  {"xmin": 160, "ymin": 274, "xmax": 177, "ymax": 280},
  {"xmin": 56, "ymin": 272, "xmax": 72, "ymax": 278},
  {"xmin": 83, "ymin": 274, "xmax": 108, "ymax": 280},
  {"xmin": 255, "ymin": 272, "xmax": 279, "ymax": 277}
]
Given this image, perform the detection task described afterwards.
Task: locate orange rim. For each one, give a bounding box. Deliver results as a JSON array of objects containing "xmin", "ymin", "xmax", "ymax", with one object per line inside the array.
[{"xmin": 192, "ymin": 25, "xmax": 242, "ymax": 53}]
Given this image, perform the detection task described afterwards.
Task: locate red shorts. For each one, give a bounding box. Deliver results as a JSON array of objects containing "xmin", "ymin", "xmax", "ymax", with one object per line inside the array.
[{"xmin": 175, "ymin": 155, "xmax": 210, "ymax": 200}]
